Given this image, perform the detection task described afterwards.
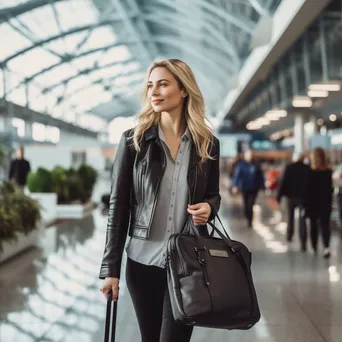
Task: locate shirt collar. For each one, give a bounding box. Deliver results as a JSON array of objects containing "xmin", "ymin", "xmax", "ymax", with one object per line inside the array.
[{"xmin": 158, "ymin": 124, "xmax": 192, "ymax": 143}]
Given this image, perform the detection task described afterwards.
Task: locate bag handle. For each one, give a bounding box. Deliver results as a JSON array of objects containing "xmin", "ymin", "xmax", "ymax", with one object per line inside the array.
[
  {"xmin": 181, "ymin": 203, "xmax": 231, "ymax": 240},
  {"xmin": 207, "ymin": 204, "xmax": 231, "ymax": 240}
]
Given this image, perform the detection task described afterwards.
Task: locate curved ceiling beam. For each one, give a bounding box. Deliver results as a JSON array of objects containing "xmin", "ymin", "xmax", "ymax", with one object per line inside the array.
[
  {"xmin": 152, "ymin": 36, "xmax": 229, "ymax": 80},
  {"xmin": 0, "ymin": 17, "xmax": 127, "ymax": 65},
  {"xmin": 0, "ymin": 0, "xmax": 255, "ymax": 34},
  {"xmin": 0, "ymin": 16, "xmax": 236, "ymax": 75},
  {"xmin": 59, "ymin": 77, "xmax": 142, "ymax": 110},
  {"xmin": 53, "ymin": 70, "xmax": 141, "ymax": 102},
  {"xmin": 43, "ymin": 59, "xmax": 137, "ymax": 93},
  {"xmin": 1, "ymin": 17, "xmax": 238, "ymax": 76},
  {"xmin": 248, "ymin": 0, "xmax": 270, "ymax": 16},
  {"xmin": 4, "ymin": 32, "xmax": 229, "ymax": 86},
  {"xmin": 143, "ymin": 13, "xmax": 240, "ymax": 67},
  {"xmin": 143, "ymin": 3, "xmax": 241, "ymax": 64},
  {"xmin": 153, "ymin": 0, "xmax": 254, "ymax": 34},
  {"xmin": 8, "ymin": 58, "xmax": 136, "ymax": 93},
  {"xmin": 0, "ymin": 0, "xmax": 65, "ymax": 23}
]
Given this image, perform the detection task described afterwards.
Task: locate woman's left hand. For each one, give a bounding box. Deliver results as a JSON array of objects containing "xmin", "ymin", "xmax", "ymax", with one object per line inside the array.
[{"xmin": 187, "ymin": 202, "xmax": 211, "ymax": 226}]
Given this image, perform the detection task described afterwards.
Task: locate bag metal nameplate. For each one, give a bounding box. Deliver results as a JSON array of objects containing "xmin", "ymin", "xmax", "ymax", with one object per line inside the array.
[{"xmin": 209, "ymin": 249, "xmax": 229, "ymax": 257}]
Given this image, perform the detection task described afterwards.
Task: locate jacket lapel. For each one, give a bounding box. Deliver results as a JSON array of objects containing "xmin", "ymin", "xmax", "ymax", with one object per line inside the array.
[{"xmin": 189, "ymin": 143, "xmax": 201, "ymax": 172}]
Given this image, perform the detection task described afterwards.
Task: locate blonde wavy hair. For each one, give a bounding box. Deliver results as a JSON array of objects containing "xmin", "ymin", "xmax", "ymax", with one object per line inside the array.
[
  {"xmin": 131, "ymin": 58, "xmax": 215, "ymax": 163},
  {"xmin": 311, "ymin": 147, "xmax": 328, "ymax": 170}
]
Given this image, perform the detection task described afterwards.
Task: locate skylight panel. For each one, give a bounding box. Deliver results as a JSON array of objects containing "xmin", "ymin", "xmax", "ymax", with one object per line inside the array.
[
  {"xmin": 88, "ymin": 65, "xmax": 123, "ymax": 81},
  {"xmin": 0, "ymin": 1, "xmax": 28, "ymax": 9},
  {"xmin": 54, "ymin": 0, "xmax": 98, "ymax": 31},
  {"xmin": 114, "ymin": 72, "xmax": 145, "ymax": 87},
  {"xmin": 7, "ymin": 48, "xmax": 60, "ymax": 78},
  {"xmin": 34, "ymin": 64, "xmax": 77, "ymax": 88},
  {"xmin": 6, "ymin": 85, "xmax": 26, "ymax": 107},
  {"xmin": 0, "ymin": 23, "xmax": 31, "ymax": 61},
  {"xmin": 70, "ymin": 51, "xmax": 103, "ymax": 70},
  {"xmin": 14, "ymin": 5, "xmax": 60, "ymax": 40},
  {"xmin": 97, "ymin": 46, "xmax": 131, "ymax": 66},
  {"xmin": 78, "ymin": 26, "xmax": 117, "ymax": 53},
  {"xmin": 65, "ymin": 76, "xmax": 92, "ymax": 93}
]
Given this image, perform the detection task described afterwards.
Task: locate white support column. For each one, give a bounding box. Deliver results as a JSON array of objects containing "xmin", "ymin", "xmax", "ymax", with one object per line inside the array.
[
  {"xmin": 25, "ymin": 121, "xmax": 33, "ymax": 139},
  {"xmin": 294, "ymin": 114, "xmax": 304, "ymax": 154},
  {"xmin": 310, "ymin": 116, "xmax": 318, "ymax": 134}
]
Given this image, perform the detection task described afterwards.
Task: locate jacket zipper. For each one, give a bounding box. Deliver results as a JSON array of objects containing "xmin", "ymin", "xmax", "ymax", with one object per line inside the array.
[
  {"xmin": 137, "ymin": 160, "xmax": 147, "ymax": 222},
  {"xmin": 147, "ymin": 143, "xmax": 166, "ymax": 233}
]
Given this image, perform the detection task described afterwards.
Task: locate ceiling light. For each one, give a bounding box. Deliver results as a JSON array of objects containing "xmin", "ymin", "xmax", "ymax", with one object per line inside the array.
[
  {"xmin": 317, "ymin": 119, "xmax": 324, "ymax": 125},
  {"xmin": 292, "ymin": 96, "xmax": 312, "ymax": 108},
  {"xmin": 329, "ymin": 114, "xmax": 337, "ymax": 122},
  {"xmin": 309, "ymin": 83, "xmax": 341, "ymax": 92},
  {"xmin": 247, "ymin": 122, "xmax": 262, "ymax": 130},
  {"xmin": 307, "ymin": 90, "xmax": 329, "ymax": 98},
  {"xmin": 254, "ymin": 118, "xmax": 270, "ymax": 125},
  {"xmin": 265, "ymin": 109, "xmax": 287, "ymax": 118}
]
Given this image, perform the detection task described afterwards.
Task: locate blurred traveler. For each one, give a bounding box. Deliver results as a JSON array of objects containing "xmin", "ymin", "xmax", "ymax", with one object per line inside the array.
[
  {"xmin": 9, "ymin": 145, "xmax": 31, "ymax": 188},
  {"xmin": 304, "ymin": 148, "xmax": 333, "ymax": 258},
  {"xmin": 232, "ymin": 149, "xmax": 265, "ymax": 228},
  {"xmin": 99, "ymin": 59, "xmax": 220, "ymax": 342},
  {"xmin": 332, "ymin": 164, "xmax": 342, "ymax": 226},
  {"xmin": 276, "ymin": 152, "xmax": 310, "ymax": 248}
]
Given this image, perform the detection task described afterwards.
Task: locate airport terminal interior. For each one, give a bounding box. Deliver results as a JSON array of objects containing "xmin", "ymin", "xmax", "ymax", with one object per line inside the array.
[{"xmin": 2, "ymin": 0, "xmax": 342, "ymax": 341}]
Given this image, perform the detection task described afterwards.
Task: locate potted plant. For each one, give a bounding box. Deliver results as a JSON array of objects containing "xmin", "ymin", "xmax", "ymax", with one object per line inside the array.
[
  {"xmin": 27, "ymin": 168, "xmax": 57, "ymax": 224},
  {"xmin": 0, "ymin": 181, "xmax": 41, "ymax": 263},
  {"xmin": 55, "ymin": 165, "xmax": 97, "ymax": 219},
  {"xmin": 77, "ymin": 165, "xmax": 98, "ymax": 202}
]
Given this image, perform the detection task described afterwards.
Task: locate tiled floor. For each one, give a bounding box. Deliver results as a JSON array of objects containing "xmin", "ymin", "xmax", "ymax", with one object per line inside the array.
[{"xmin": 1, "ymin": 187, "xmax": 342, "ymax": 342}]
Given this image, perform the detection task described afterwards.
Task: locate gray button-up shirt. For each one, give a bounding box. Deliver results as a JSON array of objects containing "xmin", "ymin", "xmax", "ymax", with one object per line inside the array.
[{"xmin": 126, "ymin": 124, "xmax": 191, "ymax": 268}]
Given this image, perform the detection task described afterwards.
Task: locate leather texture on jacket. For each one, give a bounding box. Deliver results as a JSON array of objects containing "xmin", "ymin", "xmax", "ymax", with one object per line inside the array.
[{"xmin": 99, "ymin": 125, "xmax": 221, "ymax": 279}]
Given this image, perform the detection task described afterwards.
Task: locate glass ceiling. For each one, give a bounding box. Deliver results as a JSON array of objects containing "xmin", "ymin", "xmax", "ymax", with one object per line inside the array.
[{"xmin": 0, "ymin": 0, "xmax": 283, "ymax": 132}]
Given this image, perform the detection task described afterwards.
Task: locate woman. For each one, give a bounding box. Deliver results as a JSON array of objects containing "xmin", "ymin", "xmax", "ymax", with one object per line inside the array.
[
  {"xmin": 305, "ymin": 147, "xmax": 333, "ymax": 258},
  {"xmin": 99, "ymin": 59, "xmax": 220, "ymax": 342}
]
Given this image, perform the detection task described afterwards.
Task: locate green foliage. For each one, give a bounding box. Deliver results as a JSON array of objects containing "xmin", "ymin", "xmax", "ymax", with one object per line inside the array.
[
  {"xmin": 0, "ymin": 181, "xmax": 41, "ymax": 254},
  {"xmin": 77, "ymin": 164, "xmax": 97, "ymax": 201},
  {"xmin": 27, "ymin": 168, "xmax": 54, "ymax": 193},
  {"xmin": 0, "ymin": 142, "xmax": 5, "ymax": 167},
  {"xmin": 67, "ymin": 174, "xmax": 84, "ymax": 203},
  {"xmin": 51, "ymin": 165, "xmax": 97, "ymax": 204},
  {"xmin": 51, "ymin": 166, "xmax": 69, "ymax": 204}
]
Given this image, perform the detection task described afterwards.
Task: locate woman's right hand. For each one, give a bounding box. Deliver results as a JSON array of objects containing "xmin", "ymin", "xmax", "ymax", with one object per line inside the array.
[{"xmin": 100, "ymin": 277, "xmax": 120, "ymax": 301}]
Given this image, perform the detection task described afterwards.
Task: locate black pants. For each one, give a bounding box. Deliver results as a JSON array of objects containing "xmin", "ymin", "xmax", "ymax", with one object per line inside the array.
[
  {"xmin": 126, "ymin": 257, "xmax": 193, "ymax": 342},
  {"xmin": 286, "ymin": 198, "xmax": 307, "ymax": 246},
  {"xmin": 309, "ymin": 213, "xmax": 331, "ymax": 250},
  {"xmin": 337, "ymin": 192, "xmax": 342, "ymax": 224},
  {"xmin": 242, "ymin": 190, "xmax": 258, "ymax": 225}
]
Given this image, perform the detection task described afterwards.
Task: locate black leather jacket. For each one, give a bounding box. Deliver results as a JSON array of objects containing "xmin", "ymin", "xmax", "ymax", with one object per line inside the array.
[{"xmin": 99, "ymin": 125, "xmax": 221, "ymax": 279}]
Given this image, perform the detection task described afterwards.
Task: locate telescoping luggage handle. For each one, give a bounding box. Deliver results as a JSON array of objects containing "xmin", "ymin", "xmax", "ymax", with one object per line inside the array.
[{"xmin": 104, "ymin": 290, "xmax": 117, "ymax": 342}]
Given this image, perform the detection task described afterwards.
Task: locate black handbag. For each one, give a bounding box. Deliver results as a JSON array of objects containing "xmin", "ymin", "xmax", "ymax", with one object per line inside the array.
[{"xmin": 166, "ymin": 211, "xmax": 260, "ymax": 330}]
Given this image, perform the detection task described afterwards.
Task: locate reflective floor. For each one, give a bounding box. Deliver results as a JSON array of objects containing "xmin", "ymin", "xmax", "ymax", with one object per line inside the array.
[{"xmin": 1, "ymin": 187, "xmax": 342, "ymax": 342}]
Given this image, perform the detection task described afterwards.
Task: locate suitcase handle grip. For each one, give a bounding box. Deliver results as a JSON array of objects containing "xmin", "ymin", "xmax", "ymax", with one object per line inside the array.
[
  {"xmin": 104, "ymin": 289, "xmax": 117, "ymax": 342},
  {"xmin": 107, "ymin": 289, "xmax": 113, "ymax": 302}
]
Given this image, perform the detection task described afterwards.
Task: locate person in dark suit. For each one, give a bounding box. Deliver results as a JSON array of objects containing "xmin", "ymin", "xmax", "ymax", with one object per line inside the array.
[
  {"xmin": 9, "ymin": 145, "xmax": 31, "ymax": 188},
  {"xmin": 304, "ymin": 148, "xmax": 333, "ymax": 259},
  {"xmin": 276, "ymin": 153, "xmax": 310, "ymax": 249}
]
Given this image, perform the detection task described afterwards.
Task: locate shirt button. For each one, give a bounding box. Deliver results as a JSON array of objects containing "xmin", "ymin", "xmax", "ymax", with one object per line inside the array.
[
  {"xmin": 180, "ymin": 150, "xmax": 183, "ymax": 153},
  {"xmin": 172, "ymin": 192, "xmax": 175, "ymax": 195},
  {"xmin": 176, "ymin": 162, "xmax": 180, "ymax": 165},
  {"xmin": 174, "ymin": 178, "xmax": 177, "ymax": 181},
  {"xmin": 169, "ymin": 217, "xmax": 172, "ymax": 221},
  {"xmin": 171, "ymin": 204, "xmax": 174, "ymax": 207}
]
